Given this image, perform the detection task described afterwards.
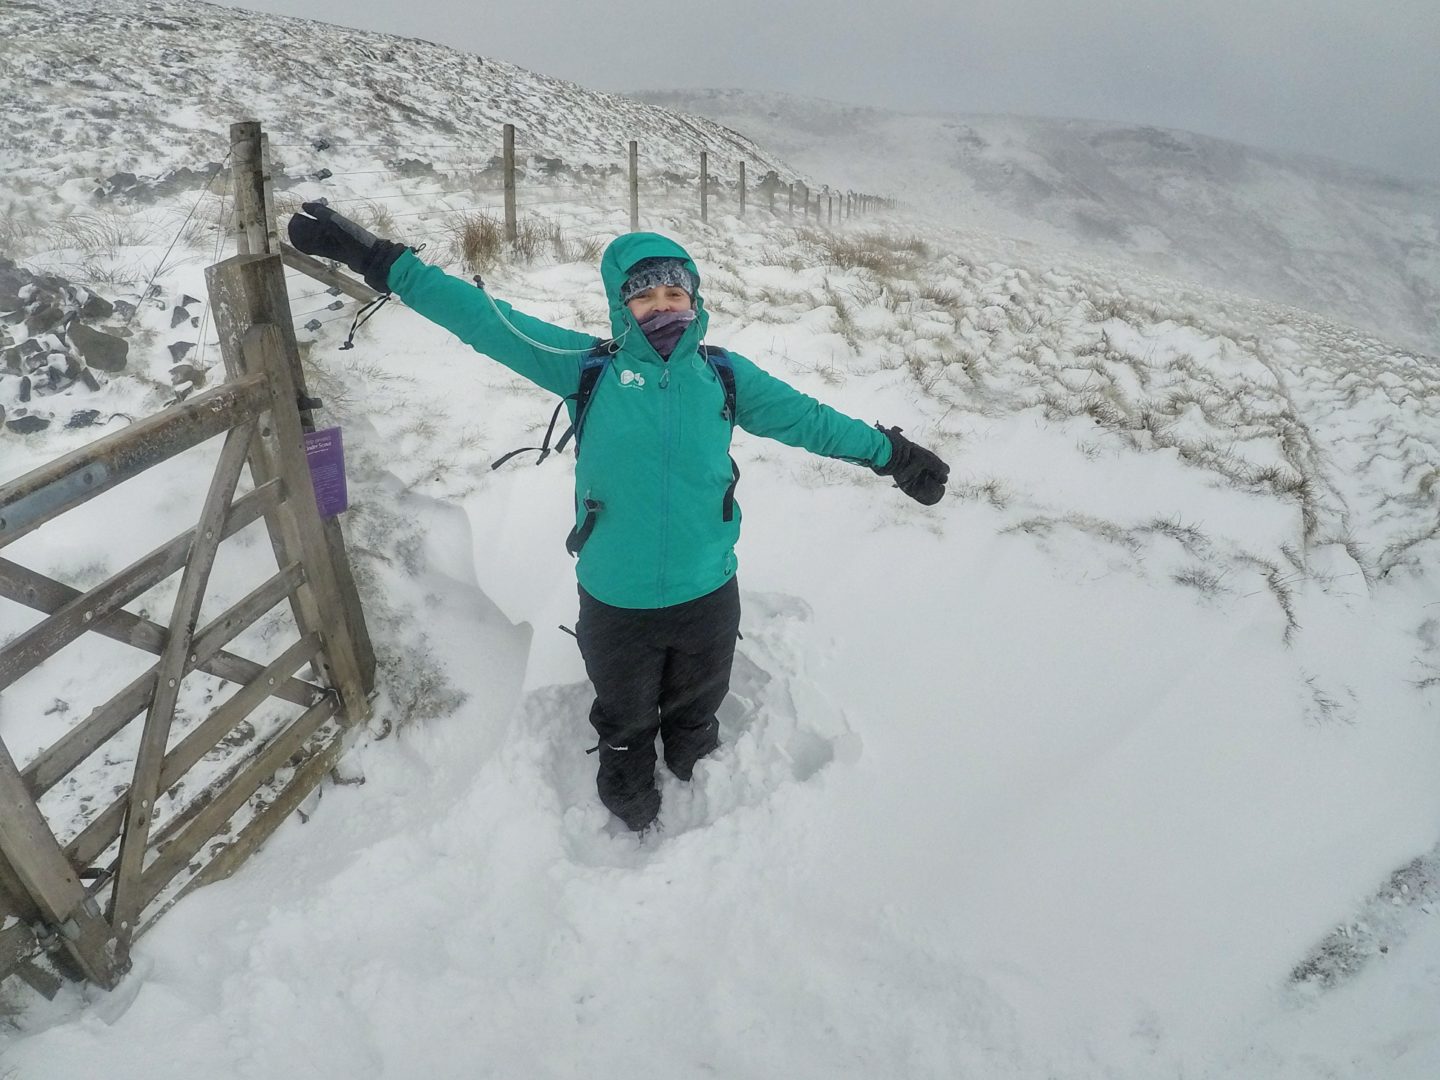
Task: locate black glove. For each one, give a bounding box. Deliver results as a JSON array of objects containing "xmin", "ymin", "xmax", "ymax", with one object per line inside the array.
[
  {"xmin": 872, "ymin": 424, "xmax": 949, "ymax": 505},
  {"xmin": 287, "ymin": 201, "xmax": 407, "ymax": 293}
]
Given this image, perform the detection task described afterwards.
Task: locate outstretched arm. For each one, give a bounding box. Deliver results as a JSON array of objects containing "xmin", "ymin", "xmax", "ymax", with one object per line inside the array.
[
  {"xmin": 731, "ymin": 352, "xmax": 949, "ymax": 505},
  {"xmin": 287, "ymin": 203, "xmax": 592, "ymax": 397}
]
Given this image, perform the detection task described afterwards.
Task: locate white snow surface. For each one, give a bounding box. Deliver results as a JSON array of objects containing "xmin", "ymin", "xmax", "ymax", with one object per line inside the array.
[{"xmin": 2, "ymin": 3, "xmax": 1440, "ymax": 1078}]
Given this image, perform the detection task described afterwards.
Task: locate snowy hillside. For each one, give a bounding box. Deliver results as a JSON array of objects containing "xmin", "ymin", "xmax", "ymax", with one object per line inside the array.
[
  {"xmin": 3, "ymin": 3, "xmax": 1440, "ymax": 1079},
  {"xmin": 0, "ymin": 0, "xmax": 798, "ymax": 201},
  {"xmin": 633, "ymin": 89, "xmax": 1440, "ymax": 352}
]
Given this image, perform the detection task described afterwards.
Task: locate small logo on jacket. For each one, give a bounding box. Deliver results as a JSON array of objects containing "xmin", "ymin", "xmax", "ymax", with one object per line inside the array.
[{"xmin": 619, "ymin": 370, "xmax": 645, "ymax": 389}]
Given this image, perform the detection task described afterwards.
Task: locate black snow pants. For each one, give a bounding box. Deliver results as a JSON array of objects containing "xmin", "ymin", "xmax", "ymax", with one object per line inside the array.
[{"xmin": 576, "ymin": 577, "xmax": 740, "ymax": 829}]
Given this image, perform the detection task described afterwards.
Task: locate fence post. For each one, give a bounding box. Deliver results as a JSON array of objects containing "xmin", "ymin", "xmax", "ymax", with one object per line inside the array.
[
  {"xmin": 827, "ymin": 193, "xmax": 833, "ymax": 225},
  {"xmin": 700, "ymin": 151, "xmax": 708, "ymax": 224},
  {"xmin": 788, "ymin": 183, "xmax": 794, "ymax": 215},
  {"xmin": 738, "ymin": 161, "xmax": 746, "ymax": 218},
  {"xmin": 628, "ymin": 140, "xmax": 639, "ymax": 232},
  {"xmin": 230, "ymin": 121, "xmax": 270, "ymax": 256},
  {"xmin": 503, "ymin": 123, "xmax": 517, "ymax": 243}
]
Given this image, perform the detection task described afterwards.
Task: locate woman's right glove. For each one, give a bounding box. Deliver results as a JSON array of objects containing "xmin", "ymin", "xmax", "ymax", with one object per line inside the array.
[
  {"xmin": 287, "ymin": 201, "xmax": 407, "ymax": 293},
  {"xmin": 872, "ymin": 424, "xmax": 949, "ymax": 505}
]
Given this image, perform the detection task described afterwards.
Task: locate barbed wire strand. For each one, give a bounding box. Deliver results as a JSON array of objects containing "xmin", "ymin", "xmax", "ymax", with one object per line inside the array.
[{"xmin": 126, "ymin": 154, "xmax": 230, "ymax": 327}]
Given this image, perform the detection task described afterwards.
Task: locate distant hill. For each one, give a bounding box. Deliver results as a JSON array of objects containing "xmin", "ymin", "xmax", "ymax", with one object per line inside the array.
[
  {"xmin": 0, "ymin": 0, "xmax": 800, "ymax": 200},
  {"xmin": 632, "ymin": 90, "xmax": 1440, "ymax": 350}
]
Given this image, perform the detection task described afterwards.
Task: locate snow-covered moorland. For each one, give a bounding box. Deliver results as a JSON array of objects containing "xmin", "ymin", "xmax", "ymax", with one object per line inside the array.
[{"xmin": 3, "ymin": 2, "xmax": 1440, "ymax": 1078}]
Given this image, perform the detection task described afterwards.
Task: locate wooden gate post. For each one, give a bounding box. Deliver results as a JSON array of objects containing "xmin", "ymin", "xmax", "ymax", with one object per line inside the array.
[
  {"xmin": 628, "ymin": 140, "xmax": 639, "ymax": 232},
  {"xmin": 230, "ymin": 121, "xmax": 271, "ymax": 256},
  {"xmin": 205, "ymin": 252, "xmax": 375, "ymax": 707},
  {"xmin": 503, "ymin": 123, "xmax": 518, "ymax": 243},
  {"xmin": 223, "ymin": 131, "xmax": 376, "ymax": 696}
]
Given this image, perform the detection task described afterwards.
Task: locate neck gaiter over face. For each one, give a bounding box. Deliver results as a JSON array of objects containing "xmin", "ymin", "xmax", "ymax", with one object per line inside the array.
[{"xmin": 638, "ymin": 308, "xmax": 696, "ymax": 358}]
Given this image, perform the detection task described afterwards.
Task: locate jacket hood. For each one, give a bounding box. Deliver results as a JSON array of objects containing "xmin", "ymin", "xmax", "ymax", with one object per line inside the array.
[{"xmin": 600, "ymin": 232, "xmax": 709, "ymax": 353}]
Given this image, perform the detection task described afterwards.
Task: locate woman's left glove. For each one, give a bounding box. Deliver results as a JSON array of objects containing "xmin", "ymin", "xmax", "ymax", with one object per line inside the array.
[
  {"xmin": 872, "ymin": 424, "xmax": 949, "ymax": 505},
  {"xmin": 287, "ymin": 201, "xmax": 407, "ymax": 293}
]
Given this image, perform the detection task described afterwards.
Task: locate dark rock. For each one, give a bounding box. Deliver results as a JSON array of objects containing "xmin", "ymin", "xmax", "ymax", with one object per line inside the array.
[
  {"xmin": 169, "ymin": 362, "xmax": 206, "ymax": 387},
  {"xmin": 113, "ymin": 300, "xmax": 136, "ymax": 319},
  {"xmin": 66, "ymin": 322, "xmax": 128, "ymax": 372},
  {"xmin": 66, "ymin": 409, "xmax": 101, "ymax": 428},
  {"xmin": 168, "ymin": 341, "xmax": 194, "ymax": 362},
  {"xmin": 79, "ymin": 368, "xmax": 102, "ymax": 391},
  {"xmin": 2, "ymin": 345, "xmax": 20, "ymax": 374},
  {"xmin": 18, "ymin": 375, "xmax": 31, "ymax": 402},
  {"xmin": 46, "ymin": 364, "xmax": 72, "ymax": 390},
  {"xmin": 170, "ymin": 305, "xmax": 189, "ymax": 328},
  {"xmin": 81, "ymin": 292, "xmax": 114, "ymax": 320},
  {"xmin": 6, "ymin": 414, "xmax": 50, "ymax": 435},
  {"xmin": 181, "ymin": 294, "xmax": 199, "ymax": 307}
]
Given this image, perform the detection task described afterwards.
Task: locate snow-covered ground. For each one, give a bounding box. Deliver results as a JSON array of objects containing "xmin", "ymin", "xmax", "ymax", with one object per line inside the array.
[
  {"xmin": 5, "ymin": 192, "xmax": 1440, "ymax": 1076},
  {"xmin": 3, "ymin": 2, "xmax": 1440, "ymax": 1077}
]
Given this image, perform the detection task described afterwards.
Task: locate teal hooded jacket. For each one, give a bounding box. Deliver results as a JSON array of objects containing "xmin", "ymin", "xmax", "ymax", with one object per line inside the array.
[{"xmin": 386, "ymin": 233, "xmax": 892, "ymax": 609}]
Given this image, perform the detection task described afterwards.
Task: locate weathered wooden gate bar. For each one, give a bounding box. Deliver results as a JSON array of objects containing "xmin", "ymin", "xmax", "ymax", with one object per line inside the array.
[
  {"xmin": 0, "ymin": 374, "xmax": 269, "ymax": 550},
  {"xmin": 24, "ymin": 560, "xmax": 310, "ymax": 803},
  {"xmin": 65, "ymin": 629, "xmax": 322, "ymax": 872},
  {"xmin": 109, "ymin": 420, "xmax": 260, "ymax": 951},
  {"xmin": 0, "ymin": 118, "xmax": 377, "ymax": 995},
  {"xmin": 279, "ymin": 243, "xmax": 379, "ymax": 303},
  {"xmin": 0, "ymin": 741, "xmax": 123, "ymax": 987}
]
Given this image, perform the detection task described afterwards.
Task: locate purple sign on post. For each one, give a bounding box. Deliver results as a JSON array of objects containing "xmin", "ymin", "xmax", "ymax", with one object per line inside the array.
[{"xmin": 303, "ymin": 426, "xmax": 348, "ymax": 517}]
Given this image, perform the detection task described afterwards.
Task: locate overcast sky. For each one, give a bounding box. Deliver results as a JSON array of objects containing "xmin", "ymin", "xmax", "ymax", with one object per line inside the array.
[{"xmin": 221, "ymin": 0, "xmax": 1439, "ymax": 182}]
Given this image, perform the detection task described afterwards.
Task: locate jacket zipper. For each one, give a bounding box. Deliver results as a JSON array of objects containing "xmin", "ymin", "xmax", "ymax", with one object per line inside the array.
[{"xmin": 658, "ymin": 358, "xmax": 672, "ymax": 602}]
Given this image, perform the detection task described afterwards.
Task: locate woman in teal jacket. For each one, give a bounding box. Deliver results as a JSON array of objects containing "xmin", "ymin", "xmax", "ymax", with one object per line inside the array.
[{"xmin": 289, "ymin": 204, "xmax": 949, "ymax": 831}]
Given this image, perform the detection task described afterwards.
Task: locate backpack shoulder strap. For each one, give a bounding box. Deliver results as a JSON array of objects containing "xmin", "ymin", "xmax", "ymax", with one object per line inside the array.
[
  {"xmin": 491, "ymin": 339, "xmax": 612, "ymax": 469},
  {"xmin": 700, "ymin": 345, "xmax": 737, "ymax": 425}
]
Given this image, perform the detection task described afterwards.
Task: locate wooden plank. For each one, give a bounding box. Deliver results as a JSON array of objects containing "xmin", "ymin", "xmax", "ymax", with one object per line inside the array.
[
  {"xmin": 172, "ymin": 724, "xmax": 347, "ymax": 904},
  {"xmin": 230, "ymin": 121, "xmax": 268, "ymax": 257},
  {"xmin": 241, "ymin": 325, "xmax": 369, "ymax": 726},
  {"xmin": 279, "ymin": 243, "xmax": 378, "ymax": 304},
  {"xmin": 135, "ymin": 694, "xmax": 339, "ymax": 912},
  {"xmin": 206, "ymin": 252, "xmax": 376, "ymax": 695},
  {"xmin": 0, "ymin": 741, "xmax": 122, "ymax": 987},
  {"xmin": 0, "ymin": 847, "xmax": 42, "ymax": 922},
  {"xmin": 259, "ymin": 133, "xmax": 280, "ymax": 256},
  {"xmin": 0, "ymin": 373, "xmax": 268, "ymax": 550},
  {"xmin": 0, "ymin": 921, "xmax": 41, "ymax": 984},
  {"xmin": 26, "ymin": 561, "xmax": 309, "ymax": 801},
  {"xmin": 108, "ymin": 420, "xmax": 264, "ymax": 954}
]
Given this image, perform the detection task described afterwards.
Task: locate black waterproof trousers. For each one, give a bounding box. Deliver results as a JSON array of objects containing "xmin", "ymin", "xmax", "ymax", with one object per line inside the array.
[{"xmin": 576, "ymin": 577, "xmax": 741, "ymax": 829}]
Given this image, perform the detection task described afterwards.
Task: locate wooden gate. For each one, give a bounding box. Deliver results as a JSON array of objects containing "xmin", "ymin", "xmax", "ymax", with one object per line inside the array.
[{"xmin": 0, "ymin": 187, "xmax": 375, "ymax": 995}]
